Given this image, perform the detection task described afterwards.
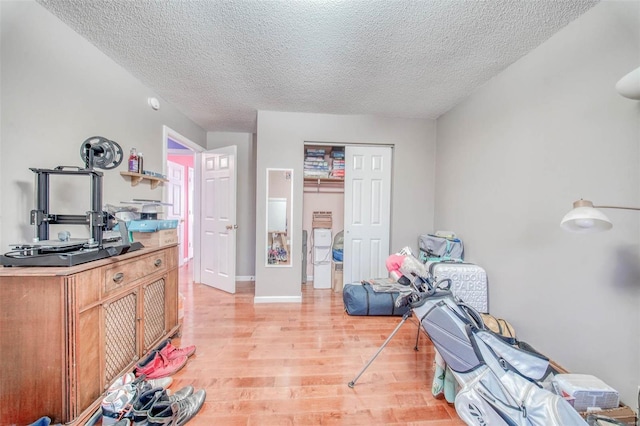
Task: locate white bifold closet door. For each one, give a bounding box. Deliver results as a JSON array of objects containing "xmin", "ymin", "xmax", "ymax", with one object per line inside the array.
[{"xmin": 343, "ymin": 145, "xmax": 392, "ymax": 285}]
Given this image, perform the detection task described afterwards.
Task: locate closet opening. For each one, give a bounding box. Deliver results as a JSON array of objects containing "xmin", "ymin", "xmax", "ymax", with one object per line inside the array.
[
  {"xmin": 302, "ymin": 143, "xmax": 345, "ymax": 291},
  {"xmin": 302, "ymin": 142, "xmax": 393, "ymax": 292}
]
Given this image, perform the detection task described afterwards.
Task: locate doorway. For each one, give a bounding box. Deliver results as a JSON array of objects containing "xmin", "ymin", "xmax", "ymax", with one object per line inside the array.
[
  {"xmin": 163, "ymin": 126, "xmax": 200, "ymax": 266},
  {"xmin": 302, "ymin": 143, "xmax": 392, "ymax": 288},
  {"xmin": 166, "ymin": 140, "xmax": 195, "ymax": 265}
]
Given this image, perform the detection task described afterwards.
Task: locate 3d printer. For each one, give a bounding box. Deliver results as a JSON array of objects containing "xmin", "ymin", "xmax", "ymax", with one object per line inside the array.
[{"xmin": 1, "ymin": 137, "xmax": 143, "ymax": 267}]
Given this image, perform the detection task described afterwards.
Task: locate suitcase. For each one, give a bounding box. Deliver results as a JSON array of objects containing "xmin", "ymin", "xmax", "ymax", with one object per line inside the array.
[
  {"xmin": 427, "ymin": 261, "xmax": 489, "ymax": 313},
  {"xmin": 343, "ymin": 282, "xmax": 410, "ymax": 316}
]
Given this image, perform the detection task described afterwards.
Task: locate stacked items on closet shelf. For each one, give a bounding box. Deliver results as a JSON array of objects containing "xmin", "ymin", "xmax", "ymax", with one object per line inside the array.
[
  {"xmin": 330, "ymin": 148, "xmax": 345, "ymax": 179},
  {"xmin": 304, "ymin": 147, "xmax": 330, "ymax": 178}
]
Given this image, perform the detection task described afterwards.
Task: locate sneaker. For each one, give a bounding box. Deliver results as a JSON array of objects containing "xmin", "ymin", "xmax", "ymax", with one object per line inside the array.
[
  {"xmin": 132, "ymin": 386, "xmax": 194, "ymax": 425},
  {"xmin": 135, "ymin": 350, "xmax": 188, "ymax": 379},
  {"xmin": 28, "ymin": 417, "xmax": 51, "ymax": 426},
  {"xmin": 147, "ymin": 376, "xmax": 173, "ymax": 390},
  {"xmin": 157, "ymin": 339, "xmax": 196, "ymax": 360},
  {"xmin": 101, "ymin": 386, "xmax": 136, "ymax": 425},
  {"xmin": 173, "ymin": 389, "xmax": 206, "ymax": 426},
  {"xmin": 119, "ymin": 373, "xmax": 173, "ymax": 392},
  {"xmin": 108, "ymin": 372, "xmax": 136, "ymax": 394},
  {"xmin": 147, "ymin": 389, "xmax": 206, "ymax": 426}
]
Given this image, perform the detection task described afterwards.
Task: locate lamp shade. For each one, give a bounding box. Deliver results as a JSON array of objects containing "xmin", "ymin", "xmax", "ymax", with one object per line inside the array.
[
  {"xmin": 616, "ymin": 66, "xmax": 640, "ymax": 100},
  {"xmin": 560, "ymin": 200, "xmax": 612, "ymax": 233}
]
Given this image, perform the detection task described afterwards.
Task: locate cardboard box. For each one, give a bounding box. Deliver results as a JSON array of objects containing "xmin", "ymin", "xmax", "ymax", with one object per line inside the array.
[
  {"xmin": 132, "ymin": 229, "xmax": 178, "ymax": 247},
  {"xmin": 312, "ymin": 211, "xmax": 332, "ymax": 229},
  {"xmin": 548, "ymin": 359, "xmax": 637, "ymax": 425}
]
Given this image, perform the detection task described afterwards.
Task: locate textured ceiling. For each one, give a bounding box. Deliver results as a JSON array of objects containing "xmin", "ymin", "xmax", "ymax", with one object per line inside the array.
[{"xmin": 37, "ymin": 0, "xmax": 599, "ymax": 132}]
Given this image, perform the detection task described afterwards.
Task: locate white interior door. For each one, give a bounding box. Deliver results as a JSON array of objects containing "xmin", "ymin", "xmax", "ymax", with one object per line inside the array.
[
  {"xmin": 343, "ymin": 146, "xmax": 392, "ymax": 284},
  {"xmin": 166, "ymin": 160, "xmax": 185, "ymax": 266},
  {"xmin": 198, "ymin": 146, "xmax": 237, "ymax": 293}
]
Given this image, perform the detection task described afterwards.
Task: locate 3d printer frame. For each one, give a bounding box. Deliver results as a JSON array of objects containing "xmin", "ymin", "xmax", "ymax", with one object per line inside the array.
[
  {"xmin": 30, "ymin": 166, "xmax": 108, "ymax": 246},
  {"xmin": 1, "ymin": 166, "xmax": 142, "ymax": 267}
]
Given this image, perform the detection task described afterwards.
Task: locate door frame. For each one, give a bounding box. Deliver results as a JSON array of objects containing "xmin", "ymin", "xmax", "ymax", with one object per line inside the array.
[
  {"xmin": 162, "ymin": 126, "xmax": 204, "ymax": 278},
  {"xmin": 166, "ymin": 160, "xmax": 186, "ymax": 266}
]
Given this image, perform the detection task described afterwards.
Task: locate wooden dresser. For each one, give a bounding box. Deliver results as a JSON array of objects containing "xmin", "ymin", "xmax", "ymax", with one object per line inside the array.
[{"xmin": 0, "ymin": 245, "xmax": 180, "ymax": 425}]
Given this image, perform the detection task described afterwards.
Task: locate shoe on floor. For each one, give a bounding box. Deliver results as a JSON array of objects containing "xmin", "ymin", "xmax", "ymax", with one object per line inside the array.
[
  {"xmin": 108, "ymin": 372, "xmax": 136, "ymax": 394},
  {"xmin": 135, "ymin": 350, "xmax": 188, "ymax": 379},
  {"xmin": 147, "ymin": 389, "xmax": 206, "ymax": 426},
  {"xmin": 28, "ymin": 417, "xmax": 51, "ymax": 426},
  {"xmin": 157, "ymin": 339, "xmax": 196, "ymax": 361},
  {"xmin": 132, "ymin": 385, "xmax": 194, "ymax": 424},
  {"xmin": 101, "ymin": 385, "xmax": 136, "ymax": 425}
]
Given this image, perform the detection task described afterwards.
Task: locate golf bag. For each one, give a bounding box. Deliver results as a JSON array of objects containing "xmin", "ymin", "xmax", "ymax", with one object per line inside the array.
[{"xmin": 410, "ymin": 284, "xmax": 587, "ymax": 425}]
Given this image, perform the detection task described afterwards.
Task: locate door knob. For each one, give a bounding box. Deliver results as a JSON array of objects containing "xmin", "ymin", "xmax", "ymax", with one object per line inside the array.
[{"xmin": 226, "ymin": 224, "xmax": 238, "ymax": 230}]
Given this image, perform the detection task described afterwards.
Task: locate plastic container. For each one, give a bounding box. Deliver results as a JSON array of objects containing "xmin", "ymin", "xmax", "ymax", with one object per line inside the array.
[{"xmin": 128, "ymin": 148, "xmax": 139, "ymax": 172}]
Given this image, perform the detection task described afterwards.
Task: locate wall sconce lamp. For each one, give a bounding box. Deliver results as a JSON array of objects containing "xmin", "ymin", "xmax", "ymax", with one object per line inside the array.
[
  {"xmin": 560, "ymin": 199, "xmax": 640, "ymax": 233},
  {"xmin": 616, "ymin": 66, "xmax": 640, "ymax": 100}
]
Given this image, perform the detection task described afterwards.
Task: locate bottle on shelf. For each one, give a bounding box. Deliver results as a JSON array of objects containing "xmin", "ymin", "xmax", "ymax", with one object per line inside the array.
[
  {"xmin": 137, "ymin": 152, "xmax": 144, "ymax": 174},
  {"xmin": 128, "ymin": 148, "xmax": 139, "ymax": 173}
]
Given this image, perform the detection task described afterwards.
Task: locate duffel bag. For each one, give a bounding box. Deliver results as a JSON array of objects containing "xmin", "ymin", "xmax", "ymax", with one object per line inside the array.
[{"xmin": 343, "ymin": 283, "xmax": 409, "ymax": 316}]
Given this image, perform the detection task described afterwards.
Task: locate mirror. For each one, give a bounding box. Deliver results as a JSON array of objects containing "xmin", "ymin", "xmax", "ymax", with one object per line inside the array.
[{"xmin": 266, "ymin": 168, "xmax": 293, "ymax": 266}]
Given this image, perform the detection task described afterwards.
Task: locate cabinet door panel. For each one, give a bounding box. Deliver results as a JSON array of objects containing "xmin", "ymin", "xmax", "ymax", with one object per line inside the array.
[
  {"xmin": 165, "ymin": 269, "xmax": 179, "ymax": 334},
  {"xmin": 143, "ymin": 278, "xmax": 166, "ymax": 353},
  {"xmin": 103, "ymin": 292, "xmax": 138, "ymax": 384},
  {"xmin": 78, "ymin": 306, "xmax": 101, "ymax": 409}
]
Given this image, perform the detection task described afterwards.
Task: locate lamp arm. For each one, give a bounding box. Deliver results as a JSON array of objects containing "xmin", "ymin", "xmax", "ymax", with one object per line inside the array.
[{"xmin": 593, "ymin": 205, "xmax": 640, "ymax": 211}]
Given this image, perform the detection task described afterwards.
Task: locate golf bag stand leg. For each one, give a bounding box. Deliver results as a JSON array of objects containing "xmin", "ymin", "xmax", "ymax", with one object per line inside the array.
[{"xmin": 348, "ymin": 310, "xmax": 413, "ymax": 388}]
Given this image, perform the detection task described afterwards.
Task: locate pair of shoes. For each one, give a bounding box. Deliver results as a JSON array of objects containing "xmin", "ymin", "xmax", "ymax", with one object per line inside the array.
[
  {"xmin": 102, "ymin": 373, "xmax": 173, "ymax": 424},
  {"xmin": 147, "ymin": 389, "xmax": 207, "ymax": 426},
  {"xmin": 135, "ymin": 350, "xmax": 188, "ymax": 379},
  {"xmin": 132, "ymin": 385, "xmax": 194, "ymax": 424},
  {"xmin": 157, "ymin": 339, "xmax": 196, "ymax": 360}
]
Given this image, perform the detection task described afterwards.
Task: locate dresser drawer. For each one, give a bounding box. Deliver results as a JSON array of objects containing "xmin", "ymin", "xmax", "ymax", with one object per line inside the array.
[{"xmin": 104, "ymin": 251, "xmax": 167, "ymax": 294}]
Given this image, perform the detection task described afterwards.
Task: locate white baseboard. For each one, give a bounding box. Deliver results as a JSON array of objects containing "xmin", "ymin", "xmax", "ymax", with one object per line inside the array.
[
  {"xmin": 306, "ymin": 275, "xmax": 313, "ymax": 283},
  {"xmin": 236, "ymin": 275, "xmax": 255, "ymax": 281},
  {"xmin": 253, "ymin": 296, "xmax": 302, "ymax": 304}
]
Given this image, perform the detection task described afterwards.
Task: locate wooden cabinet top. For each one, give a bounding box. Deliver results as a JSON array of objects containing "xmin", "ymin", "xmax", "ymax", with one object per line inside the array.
[{"xmin": 0, "ymin": 244, "xmax": 176, "ymax": 277}]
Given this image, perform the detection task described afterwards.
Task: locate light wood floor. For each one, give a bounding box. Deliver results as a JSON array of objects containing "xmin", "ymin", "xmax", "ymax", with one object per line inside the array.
[{"xmin": 169, "ymin": 262, "xmax": 465, "ymax": 425}]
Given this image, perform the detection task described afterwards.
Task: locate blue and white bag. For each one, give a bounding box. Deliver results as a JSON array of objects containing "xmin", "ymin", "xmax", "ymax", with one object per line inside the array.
[{"xmin": 409, "ymin": 286, "xmax": 587, "ymax": 426}]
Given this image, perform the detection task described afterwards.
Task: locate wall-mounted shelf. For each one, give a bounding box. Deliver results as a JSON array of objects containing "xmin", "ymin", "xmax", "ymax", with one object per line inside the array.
[{"xmin": 120, "ymin": 171, "xmax": 168, "ymax": 189}]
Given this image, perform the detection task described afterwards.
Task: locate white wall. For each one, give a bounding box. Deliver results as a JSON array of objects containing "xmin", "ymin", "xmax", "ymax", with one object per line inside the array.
[
  {"xmin": 255, "ymin": 111, "xmax": 436, "ymax": 301},
  {"xmin": 0, "ymin": 1, "xmax": 207, "ymax": 250},
  {"xmin": 207, "ymin": 131, "xmax": 257, "ymax": 278},
  {"xmin": 436, "ymin": 0, "xmax": 640, "ymax": 408}
]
